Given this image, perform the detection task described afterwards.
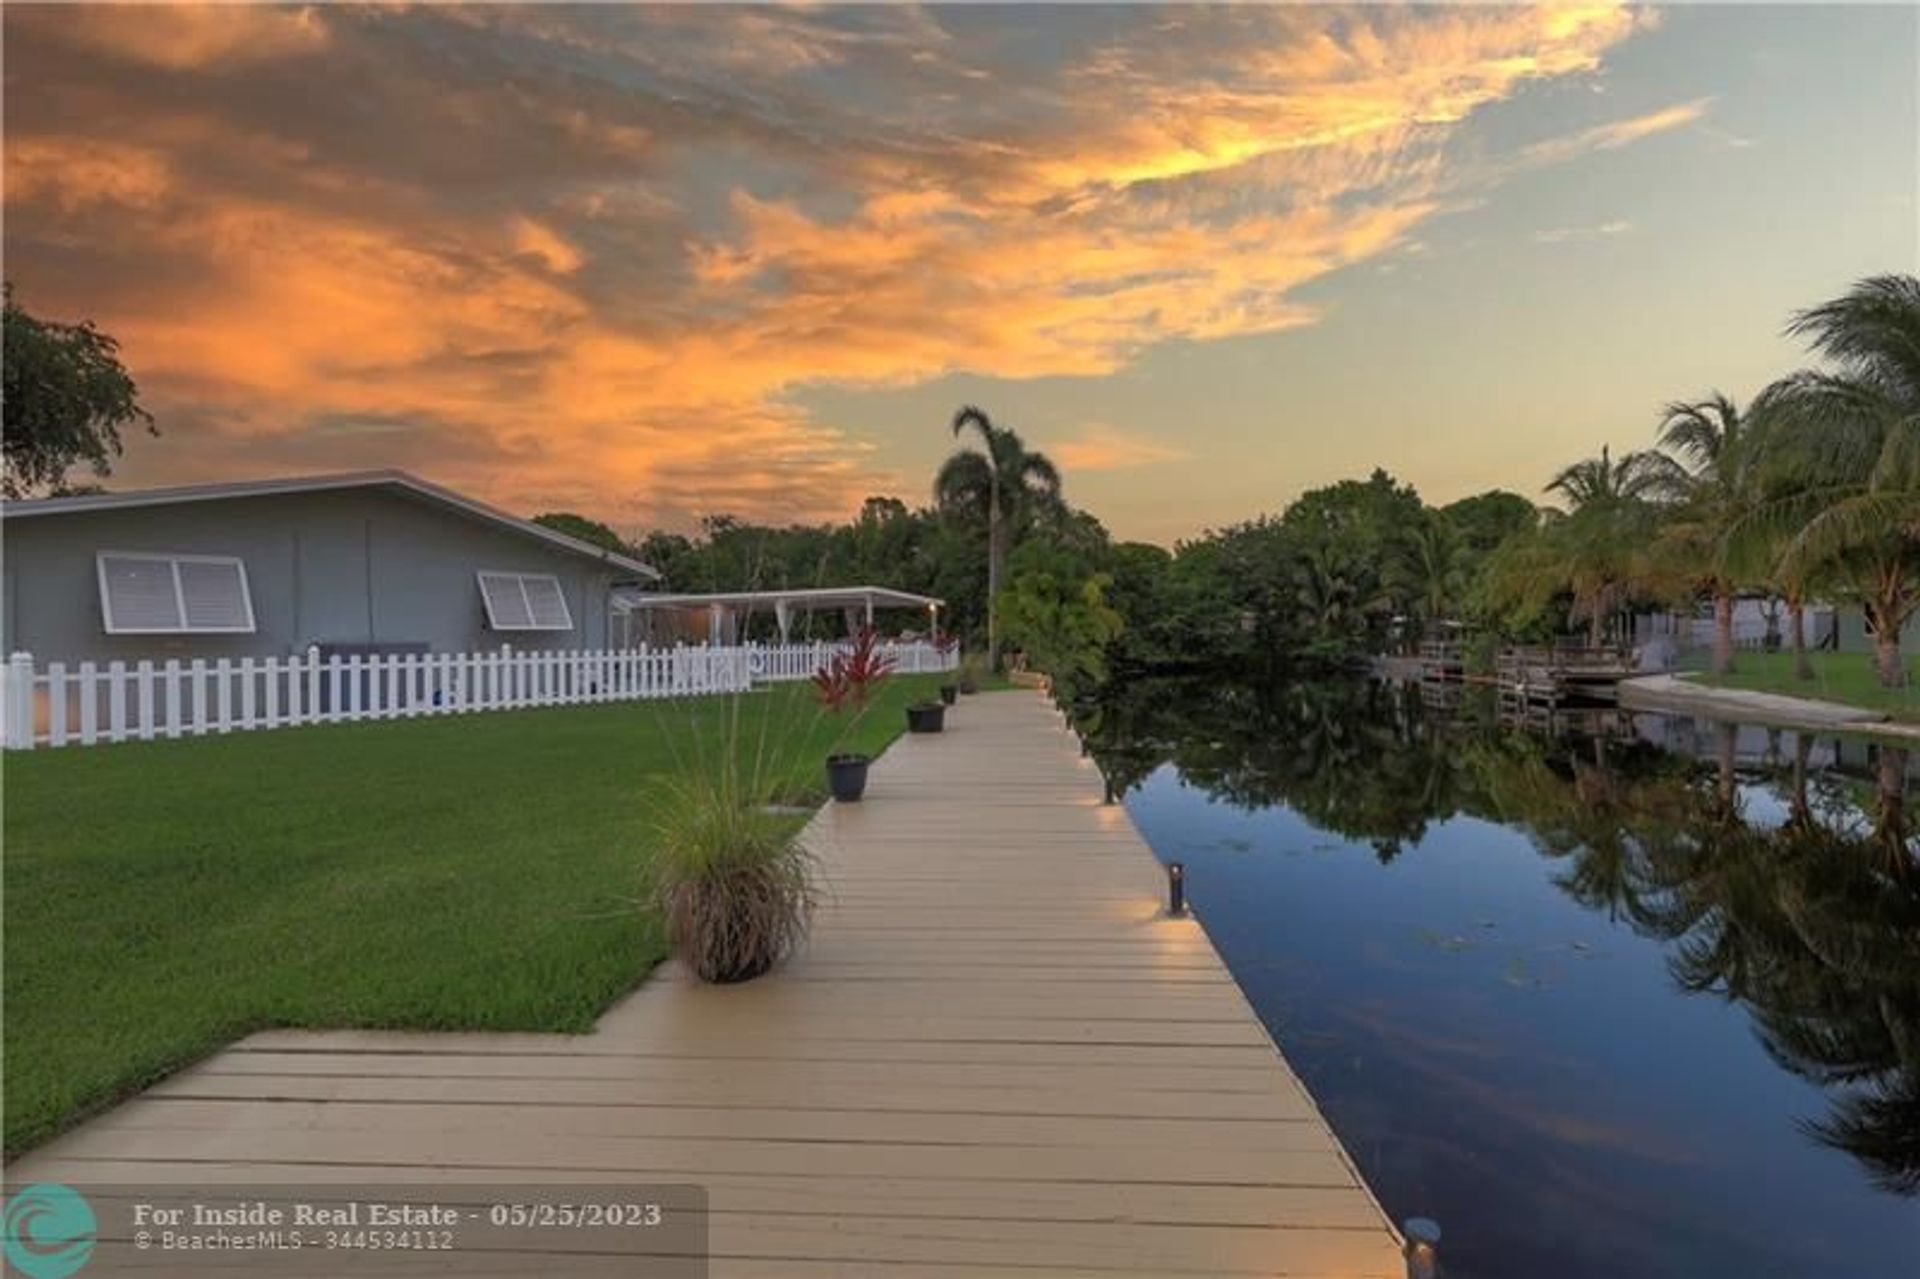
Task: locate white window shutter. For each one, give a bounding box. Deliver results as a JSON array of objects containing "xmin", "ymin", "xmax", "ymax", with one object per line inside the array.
[
  {"xmin": 97, "ymin": 552, "xmax": 255, "ymax": 634},
  {"xmin": 178, "ymin": 559, "xmax": 254, "ymax": 631},
  {"xmin": 479, "ymin": 572, "xmax": 534, "ymax": 629},
  {"xmin": 100, "ymin": 555, "xmax": 183, "ymax": 632},
  {"xmin": 478, "ymin": 572, "xmax": 573, "ymax": 631},
  {"xmin": 521, "ymin": 575, "xmax": 573, "ymax": 630}
]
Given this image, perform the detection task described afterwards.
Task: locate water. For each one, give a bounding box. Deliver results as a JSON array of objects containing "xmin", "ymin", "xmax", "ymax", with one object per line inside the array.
[{"xmin": 1079, "ymin": 677, "xmax": 1918, "ymax": 1279}]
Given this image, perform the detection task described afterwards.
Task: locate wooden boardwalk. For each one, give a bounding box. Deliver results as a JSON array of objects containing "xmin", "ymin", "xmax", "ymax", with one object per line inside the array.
[{"xmin": 12, "ymin": 690, "xmax": 1402, "ymax": 1276}]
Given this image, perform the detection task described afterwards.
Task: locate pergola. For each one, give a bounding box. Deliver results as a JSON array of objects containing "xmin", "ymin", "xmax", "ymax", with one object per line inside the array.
[{"xmin": 609, "ymin": 585, "xmax": 944, "ymax": 646}]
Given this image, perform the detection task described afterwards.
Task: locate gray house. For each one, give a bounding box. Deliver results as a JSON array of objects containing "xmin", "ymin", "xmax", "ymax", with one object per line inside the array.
[{"xmin": 1, "ymin": 471, "xmax": 657, "ymax": 663}]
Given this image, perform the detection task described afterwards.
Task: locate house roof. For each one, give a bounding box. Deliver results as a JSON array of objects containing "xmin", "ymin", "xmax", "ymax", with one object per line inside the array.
[
  {"xmin": 2, "ymin": 470, "xmax": 660, "ymax": 579},
  {"xmin": 610, "ymin": 585, "xmax": 942, "ymax": 613}
]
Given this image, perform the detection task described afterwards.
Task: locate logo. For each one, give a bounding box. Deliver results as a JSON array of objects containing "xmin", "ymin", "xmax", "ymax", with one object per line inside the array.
[{"xmin": 3, "ymin": 1184, "xmax": 96, "ymax": 1279}]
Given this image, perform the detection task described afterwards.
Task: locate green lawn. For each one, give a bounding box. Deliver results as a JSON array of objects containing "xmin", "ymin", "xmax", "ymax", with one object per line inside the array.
[
  {"xmin": 2, "ymin": 674, "xmax": 949, "ymax": 1154},
  {"xmin": 1689, "ymin": 650, "xmax": 1920, "ymax": 720}
]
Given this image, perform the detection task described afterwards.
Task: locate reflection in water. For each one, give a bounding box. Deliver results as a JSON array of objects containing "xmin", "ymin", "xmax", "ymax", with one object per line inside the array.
[{"xmin": 1079, "ymin": 677, "xmax": 1918, "ymax": 1276}]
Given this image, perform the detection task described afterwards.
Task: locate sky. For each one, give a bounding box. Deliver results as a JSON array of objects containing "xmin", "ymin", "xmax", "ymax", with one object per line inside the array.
[{"xmin": 5, "ymin": 3, "xmax": 1915, "ymax": 547}]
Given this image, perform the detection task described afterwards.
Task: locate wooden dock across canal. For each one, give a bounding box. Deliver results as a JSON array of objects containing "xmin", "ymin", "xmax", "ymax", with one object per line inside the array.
[{"xmin": 13, "ymin": 690, "xmax": 1404, "ymax": 1276}]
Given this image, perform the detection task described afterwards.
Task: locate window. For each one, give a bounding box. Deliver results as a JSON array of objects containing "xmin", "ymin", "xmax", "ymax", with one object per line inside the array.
[
  {"xmin": 97, "ymin": 552, "xmax": 256, "ymax": 634},
  {"xmin": 478, "ymin": 571, "xmax": 573, "ymax": 631}
]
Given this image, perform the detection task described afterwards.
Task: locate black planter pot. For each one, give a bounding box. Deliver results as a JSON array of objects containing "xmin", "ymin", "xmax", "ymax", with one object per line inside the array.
[
  {"xmin": 939, "ymin": 683, "xmax": 959, "ymax": 705},
  {"xmin": 906, "ymin": 702, "xmax": 947, "ymax": 733},
  {"xmin": 826, "ymin": 753, "xmax": 872, "ymax": 802},
  {"xmin": 958, "ymin": 675, "xmax": 980, "ymax": 695}
]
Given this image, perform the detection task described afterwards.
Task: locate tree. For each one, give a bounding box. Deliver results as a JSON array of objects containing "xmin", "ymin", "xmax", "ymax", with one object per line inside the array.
[
  {"xmin": 1395, "ymin": 513, "xmax": 1470, "ymax": 635},
  {"xmin": 1544, "ymin": 443, "xmax": 1681, "ymax": 511},
  {"xmin": 935, "ymin": 406, "xmax": 1063, "ymax": 668},
  {"xmin": 2, "ymin": 283, "xmax": 155, "ymax": 497},
  {"xmin": 533, "ymin": 511, "xmax": 635, "ymax": 558},
  {"xmin": 1657, "ymin": 392, "xmax": 1762, "ymax": 675},
  {"xmin": 1482, "ymin": 447, "xmax": 1678, "ymax": 647},
  {"xmin": 1756, "ymin": 275, "xmax": 1920, "ymax": 687},
  {"xmin": 1439, "ymin": 490, "xmax": 1537, "ymax": 556},
  {"xmin": 996, "ymin": 562, "xmax": 1123, "ymax": 696}
]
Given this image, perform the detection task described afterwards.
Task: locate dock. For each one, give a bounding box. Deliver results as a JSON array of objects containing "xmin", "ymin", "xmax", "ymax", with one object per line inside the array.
[
  {"xmin": 1494, "ymin": 644, "xmax": 1636, "ymax": 706},
  {"xmin": 10, "ymin": 690, "xmax": 1404, "ymax": 1276}
]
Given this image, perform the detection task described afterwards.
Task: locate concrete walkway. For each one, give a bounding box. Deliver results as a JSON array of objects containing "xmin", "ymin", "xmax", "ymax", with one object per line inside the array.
[
  {"xmin": 1619, "ymin": 673, "xmax": 1914, "ymax": 736},
  {"xmin": 12, "ymin": 690, "xmax": 1403, "ymax": 1276}
]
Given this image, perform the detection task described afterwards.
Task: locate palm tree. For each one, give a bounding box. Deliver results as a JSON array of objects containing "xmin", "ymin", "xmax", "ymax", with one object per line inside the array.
[
  {"xmin": 1755, "ymin": 275, "xmax": 1920, "ymax": 688},
  {"xmin": 1545, "ymin": 443, "xmax": 1682, "ymax": 511},
  {"xmin": 1396, "ymin": 515, "xmax": 1468, "ymax": 636},
  {"xmin": 1492, "ymin": 445, "xmax": 1679, "ymax": 647},
  {"xmin": 935, "ymin": 406, "xmax": 1063, "ymax": 668},
  {"xmin": 1657, "ymin": 392, "xmax": 1762, "ymax": 675}
]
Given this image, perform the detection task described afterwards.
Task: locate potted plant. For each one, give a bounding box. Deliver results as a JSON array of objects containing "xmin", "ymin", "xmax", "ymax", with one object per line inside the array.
[
  {"xmin": 906, "ymin": 699, "xmax": 946, "ymax": 733},
  {"xmin": 938, "ymin": 682, "xmax": 959, "ymax": 706},
  {"xmin": 812, "ymin": 626, "xmax": 895, "ymax": 802},
  {"xmin": 651, "ymin": 770, "xmax": 816, "ymax": 983},
  {"xmin": 957, "ymin": 653, "xmax": 985, "ymax": 695}
]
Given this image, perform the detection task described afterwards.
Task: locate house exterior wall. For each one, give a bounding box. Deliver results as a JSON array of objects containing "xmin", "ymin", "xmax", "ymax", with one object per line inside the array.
[
  {"xmin": 1835, "ymin": 607, "xmax": 1920, "ymax": 654},
  {"xmin": 2, "ymin": 488, "xmax": 621, "ymax": 661}
]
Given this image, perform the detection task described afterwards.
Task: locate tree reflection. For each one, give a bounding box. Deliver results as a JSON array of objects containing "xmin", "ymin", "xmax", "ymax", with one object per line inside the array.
[{"xmin": 1082, "ymin": 676, "xmax": 1920, "ymax": 1196}]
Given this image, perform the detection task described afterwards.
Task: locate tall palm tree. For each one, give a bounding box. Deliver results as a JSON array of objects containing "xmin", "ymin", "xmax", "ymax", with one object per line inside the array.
[
  {"xmin": 1755, "ymin": 275, "xmax": 1920, "ymax": 688},
  {"xmin": 1657, "ymin": 392, "xmax": 1762, "ymax": 675},
  {"xmin": 935, "ymin": 406, "xmax": 1063, "ymax": 668}
]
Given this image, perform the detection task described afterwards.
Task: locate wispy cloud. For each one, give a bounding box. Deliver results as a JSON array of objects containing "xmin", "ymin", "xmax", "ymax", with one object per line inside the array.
[
  {"xmin": 3, "ymin": 3, "xmax": 1673, "ymax": 528},
  {"xmin": 1515, "ymin": 97, "xmax": 1712, "ymax": 170},
  {"xmin": 1050, "ymin": 424, "xmax": 1191, "ymax": 472},
  {"xmin": 1533, "ymin": 218, "xmax": 1634, "ymax": 244}
]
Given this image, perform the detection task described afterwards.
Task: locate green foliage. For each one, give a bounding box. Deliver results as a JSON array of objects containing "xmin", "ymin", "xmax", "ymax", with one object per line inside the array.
[
  {"xmin": 1439, "ymin": 490, "xmax": 1538, "ymax": 555},
  {"xmin": 996, "ymin": 552, "xmax": 1124, "ymax": 696},
  {"xmin": 2, "ymin": 283, "xmax": 155, "ymax": 497},
  {"xmin": 533, "ymin": 511, "xmax": 636, "ymax": 557}
]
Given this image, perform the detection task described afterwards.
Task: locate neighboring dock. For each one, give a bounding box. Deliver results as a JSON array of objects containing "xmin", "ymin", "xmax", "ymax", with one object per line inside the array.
[{"xmin": 11, "ymin": 691, "xmax": 1403, "ymax": 1276}]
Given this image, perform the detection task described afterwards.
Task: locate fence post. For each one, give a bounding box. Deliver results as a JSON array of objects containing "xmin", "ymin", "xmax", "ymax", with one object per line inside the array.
[{"xmin": 6, "ymin": 652, "xmax": 36, "ymax": 750}]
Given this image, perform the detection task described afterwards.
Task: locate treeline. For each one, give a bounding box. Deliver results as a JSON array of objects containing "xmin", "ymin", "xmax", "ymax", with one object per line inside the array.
[{"xmin": 540, "ymin": 273, "xmax": 1920, "ymax": 691}]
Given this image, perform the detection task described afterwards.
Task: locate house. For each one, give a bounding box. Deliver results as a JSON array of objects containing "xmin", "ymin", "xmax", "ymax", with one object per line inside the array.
[
  {"xmin": 1834, "ymin": 607, "xmax": 1920, "ymax": 657},
  {"xmin": 1, "ymin": 471, "xmax": 658, "ymax": 663}
]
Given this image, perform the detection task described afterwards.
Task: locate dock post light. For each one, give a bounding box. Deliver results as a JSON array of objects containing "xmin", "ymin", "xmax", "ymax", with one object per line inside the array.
[
  {"xmin": 1102, "ymin": 776, "xmax": 1117, "ymax": 805},
  {"xmin": 1166, "ymin": 862, "xmax": 1186, "ymax": 916},
  {"xmin": 1403, "ymin": 1217, "xmax": 1441, "ymax": 1279}
]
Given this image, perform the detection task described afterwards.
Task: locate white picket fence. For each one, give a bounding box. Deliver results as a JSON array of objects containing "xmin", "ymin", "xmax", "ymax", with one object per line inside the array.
[{"xmin": 0, "ymin": 641, "xmax": 956, "ymax": 751}]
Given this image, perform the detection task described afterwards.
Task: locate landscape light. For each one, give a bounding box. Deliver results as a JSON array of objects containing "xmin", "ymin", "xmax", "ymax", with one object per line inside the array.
[
  {"xmin": 1166, "ymin": 862, "xmax": 1186, "ymax": 916},
  {"xmin": 1403, "ymin": 1217, "xmax": 1442, "ymax": 1279}
]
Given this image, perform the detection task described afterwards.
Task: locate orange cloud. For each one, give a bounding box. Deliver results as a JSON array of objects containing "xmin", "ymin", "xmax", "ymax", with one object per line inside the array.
[
  {"xmin": 1051, "ymin": 425, "xmax": 1191, "ymax": 472},
  {"xmin": 2, "ymin": 3, "xmax": 1674, "ymax": 533}
]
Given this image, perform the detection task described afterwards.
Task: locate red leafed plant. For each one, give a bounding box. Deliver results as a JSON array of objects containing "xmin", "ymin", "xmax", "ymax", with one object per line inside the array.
[{"xmin": 812, "ymin": 626, "xmax": 896, "ymax": 713}]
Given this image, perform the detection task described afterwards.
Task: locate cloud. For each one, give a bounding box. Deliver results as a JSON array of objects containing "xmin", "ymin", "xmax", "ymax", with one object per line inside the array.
[
  {"xmin": 1050, "ymin": 425, "xmax": 1192, "ymax": 472},
  {"xmin": 1533, "ymin": 218, "xmax": 1634, "ymax": 244},
  {"xmin": 3, "ymin": 3, "xmax": 1671, "ymax": 530},
  {"xmin": 1514, "ymin": 98, "xmax": 1711, "ymax": 170}
]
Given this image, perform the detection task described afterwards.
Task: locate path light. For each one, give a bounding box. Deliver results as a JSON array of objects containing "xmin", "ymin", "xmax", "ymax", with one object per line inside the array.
[
  {"xmin": 1103, "ymin": 776, "xmax": 1117, "ymax": 805},
  {"xmin": 1403, "ymin": 1217, "xmax": 1442, "ymax": 1279},
  {"xmin": 1166, "ymin": 862, "xmax": 1186, "ymax": 916}
]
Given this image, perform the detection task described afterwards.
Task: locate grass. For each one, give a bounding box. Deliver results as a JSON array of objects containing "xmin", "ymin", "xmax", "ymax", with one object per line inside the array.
[
  {"xmin": 1, "ymin": 673, "xmax": 948, "ymax": 1154},
  {"xmin": 1688, "ymin": 650, "xmax": 1920, "ymax": 720}
]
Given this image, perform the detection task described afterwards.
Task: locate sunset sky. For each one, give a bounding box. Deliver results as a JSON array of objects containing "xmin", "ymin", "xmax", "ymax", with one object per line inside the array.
[{"xmin": 5, "ymin": 3, "xmax": 1914, "ymax": 546}]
